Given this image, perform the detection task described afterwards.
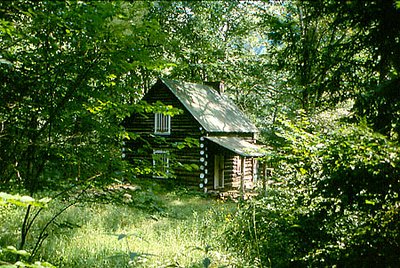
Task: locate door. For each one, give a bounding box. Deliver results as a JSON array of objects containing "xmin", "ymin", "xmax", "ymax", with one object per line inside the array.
[{"xmin": 214, "ymin": 155, "xmax": 224, "ymax": 189}]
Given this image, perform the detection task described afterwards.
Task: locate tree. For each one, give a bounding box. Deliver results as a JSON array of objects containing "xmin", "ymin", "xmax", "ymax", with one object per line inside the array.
[
  {"xmin": 224, "ymin": 1, "xmax": 400, "ymax": 266},
  {"xmin": 259, "ymin": 0, "xmax": 400, "ymax": 138},
  {"xmin": 0, "ymin": 1, "xmax": 170, "ymax": 193}
]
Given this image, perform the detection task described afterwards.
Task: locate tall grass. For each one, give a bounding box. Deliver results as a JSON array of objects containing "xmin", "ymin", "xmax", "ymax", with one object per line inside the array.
[{"xmin": 1, "ymin": 187, "xmax": 246, "ymax": 267}]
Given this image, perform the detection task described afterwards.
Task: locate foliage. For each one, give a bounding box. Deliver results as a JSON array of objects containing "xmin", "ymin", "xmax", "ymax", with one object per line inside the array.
[
  {"xmin": 1, "ymin": 0, "xmax": 399, "ymax": 266},
  {"xmin": 0, "ymin": 193, "xmax": 51, "ymax": 208},
  {"xmin": 0, "ymin": 192, "xmax": 55, "ymax": 268},
  {"xmin": 220, "ymin": 1, "xmax": 400, "ymax": 265},
  {"xmin": 1, "ymin": 0, "xmax": 262, "ymax": 193},
  {"xmin": 260, "ymin": 0, "xmax": 400, "ymax": 138},
  {"xmin": 226, "ymin": 113, "xmax": 400, "ymax": 267},
  {"xmin": 0, "ymin": 1, "xmax": 175, "ymax": 193}
]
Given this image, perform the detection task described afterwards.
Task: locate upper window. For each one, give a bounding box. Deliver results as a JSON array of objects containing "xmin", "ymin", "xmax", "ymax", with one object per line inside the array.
[{"xmin": 154, "ymin": 113, "xmax": 171, "ymax": 135}]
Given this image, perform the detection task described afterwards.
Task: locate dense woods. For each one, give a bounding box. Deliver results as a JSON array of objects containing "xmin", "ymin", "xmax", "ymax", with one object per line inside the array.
[{"xmin": 1, "ymin": 1, "xmax": 399, "ymax": 267}]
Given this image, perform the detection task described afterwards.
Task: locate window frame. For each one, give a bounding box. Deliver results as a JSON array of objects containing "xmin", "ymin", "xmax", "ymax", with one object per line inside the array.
[
  {"xmin": 152, "ymin": 150, "xmax": 170, "ymax": 178},
  {"xmin": 154, "ymin": 113, "xmax": 171, "ymax": 135}
]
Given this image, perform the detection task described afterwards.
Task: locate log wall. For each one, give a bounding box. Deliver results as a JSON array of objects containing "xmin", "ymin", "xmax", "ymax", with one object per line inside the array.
[
  {"xmin": 124, "ymin": 81, "xmax": 203, "ymax": 186},
  {"xmin": 124, "ymin": 80, "xmax": 259, "ymax": 191}
]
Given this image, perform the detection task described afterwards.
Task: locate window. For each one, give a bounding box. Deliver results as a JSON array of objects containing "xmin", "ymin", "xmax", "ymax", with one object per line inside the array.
[
  {"xmin": 153, "ymin": 150, "xmax": 169, "ymax": 178},
  {"xmin": 154, "ymin": 113, "xmax": 171, "ymax": 135}
]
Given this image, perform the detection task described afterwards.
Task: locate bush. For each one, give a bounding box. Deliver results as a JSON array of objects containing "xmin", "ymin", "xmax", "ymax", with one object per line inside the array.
[{"xmin": 225, "ymin": 116, "xmax": 400, "ymax": 267}]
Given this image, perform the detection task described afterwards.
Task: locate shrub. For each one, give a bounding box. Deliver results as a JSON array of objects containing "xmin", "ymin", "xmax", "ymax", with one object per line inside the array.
[{"xmin": 225, "ymin": 116, "xmax": 400, "ymax": 267}]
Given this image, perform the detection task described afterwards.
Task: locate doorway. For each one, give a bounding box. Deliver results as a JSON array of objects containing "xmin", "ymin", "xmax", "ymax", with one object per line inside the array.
[{"xmin": 214, "ymin": 155, "xmax": 224, "ymax": 189}]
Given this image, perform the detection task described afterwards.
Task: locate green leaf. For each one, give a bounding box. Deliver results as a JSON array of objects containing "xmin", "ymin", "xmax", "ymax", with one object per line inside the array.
[
  {"xmin": 0, "ymin": 58, "xmax": 13, "ymax": 66},
  {"xmin": 3, "ymin": 246, "xmax": 31, "ymax": 257},
  {"xmin": 202, "ymin": 257, "xmax": 211, "ymax": 268},
  {"xmin": 365, "ymin": 200, "xmax": 375, "ymax": 205},
  {"xmin": 176, "ymin": 143, "xmax": 186, "ymax": 150},
  {"xmin": 129, "ymin": 251, "xmax": 139, "ymax": 261},
  {"xmin": 117, "ymin": 234, "xmax": 127, "ymax": 240},
  {"xmin": 20, "ymin": 196, "xmax": 35, "ymax": 203},
  {"xmin": 0, "ymin": 192, "xmax": 51, "ymax": 208},
  {"xmin": 299, "ymin": 167, "xmax": 307, "ymax": 175},
  {"xmin": 0, "ymin": 264, "xmax": 16, "ymax": 268}
]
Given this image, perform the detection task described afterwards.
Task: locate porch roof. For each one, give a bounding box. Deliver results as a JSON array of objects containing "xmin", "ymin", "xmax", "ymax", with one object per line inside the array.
[{"xmin": 205, "ymin": 136, "xmax": 265, "ymax": 157}]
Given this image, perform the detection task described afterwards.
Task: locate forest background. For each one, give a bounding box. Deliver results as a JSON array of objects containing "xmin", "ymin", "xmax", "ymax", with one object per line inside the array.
[{"xmin": 1, "ymin": 1, "xmax": 399, "ymax": 267}]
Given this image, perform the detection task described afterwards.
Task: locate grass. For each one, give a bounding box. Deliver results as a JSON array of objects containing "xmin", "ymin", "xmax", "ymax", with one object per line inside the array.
[{"xmin": 0, "ymin": 184, "xmax": 245, "ymax": 267}]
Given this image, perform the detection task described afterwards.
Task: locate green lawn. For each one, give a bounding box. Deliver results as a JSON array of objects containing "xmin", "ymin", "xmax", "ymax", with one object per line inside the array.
[{"xmin": 0, "ymin": 185, "xmax": 246, "ymax": 267}]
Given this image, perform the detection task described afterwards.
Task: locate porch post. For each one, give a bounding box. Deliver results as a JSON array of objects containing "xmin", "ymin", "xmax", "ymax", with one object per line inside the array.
[
  {"xmin": 240, "ymin": 156, "xmax": 245, "ymax": 198},
  {"xmin": 262, "ymin": 162, "xmax": 267, "ymax": 196}
]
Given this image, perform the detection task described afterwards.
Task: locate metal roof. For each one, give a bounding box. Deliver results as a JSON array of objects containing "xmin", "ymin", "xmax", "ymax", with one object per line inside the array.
[
  {"xmin": 160, "ymin": 78, "xmax": 258, "ymax": 133},
  {"xmin": 205, "ymin": 136, "xmax": 265, "ymax": 157}
]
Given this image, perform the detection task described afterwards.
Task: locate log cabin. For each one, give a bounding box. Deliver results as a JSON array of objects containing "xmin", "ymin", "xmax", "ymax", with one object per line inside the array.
[{"xmin": 123, "ymin": 78, "xmax": 264, "ymax": 192}]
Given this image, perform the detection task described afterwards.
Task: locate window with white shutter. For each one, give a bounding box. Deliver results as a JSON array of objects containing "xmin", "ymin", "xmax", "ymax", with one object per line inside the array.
[
  {"xmin": 154, "ymin": 113, "xmax": 171, "ymax": 135},
  {"xmin": 153, "ymin": 150, "xmax": 169, "ymax": 178}
]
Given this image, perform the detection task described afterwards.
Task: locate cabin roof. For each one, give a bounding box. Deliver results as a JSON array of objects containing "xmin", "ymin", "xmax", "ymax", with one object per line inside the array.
[
  {"xmin": 206, "ymin": 136, "xmax": 265, "ymax": 157},
  {"xmin": 160, "ymin": 78, "xmax": 258, "ymax": 133}
]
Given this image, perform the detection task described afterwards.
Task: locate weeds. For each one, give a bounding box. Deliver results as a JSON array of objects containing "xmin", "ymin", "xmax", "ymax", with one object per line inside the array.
[{"xmin": 1, "ymin": 186, "xmax": 245, "ymax": 267}]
